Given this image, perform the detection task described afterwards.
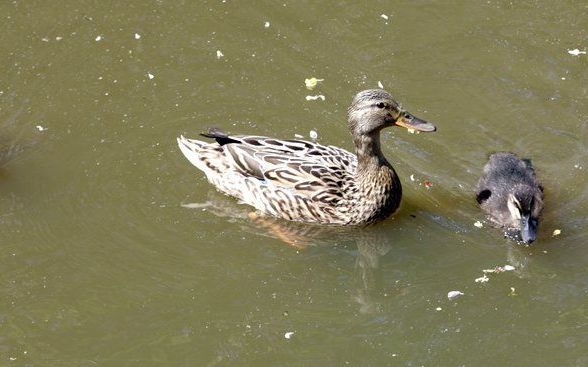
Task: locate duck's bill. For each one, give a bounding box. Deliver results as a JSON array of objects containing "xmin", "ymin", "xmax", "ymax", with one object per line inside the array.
[
  {"xmin": 520, "ymin": 215, "xmax": 538, "ymax": 244},
  {"xmin": 395, "ymin": 114, "xmax": 437, "ymax": 132}
]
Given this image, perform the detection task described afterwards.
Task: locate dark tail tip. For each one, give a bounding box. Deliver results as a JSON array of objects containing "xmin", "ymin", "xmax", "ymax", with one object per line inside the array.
[
  {"xmin": 200, "ymin": 127, "xmax": 227, "ymax": 139},
  {"xmin": 200, "ymin": 128, "xmax": 239, "ymax": 146}
]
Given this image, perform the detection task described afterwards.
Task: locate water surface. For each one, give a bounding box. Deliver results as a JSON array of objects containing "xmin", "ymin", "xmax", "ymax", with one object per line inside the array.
[{"xmin": 1, "ymin": 1, "xmax": 587, "ymax": 366}]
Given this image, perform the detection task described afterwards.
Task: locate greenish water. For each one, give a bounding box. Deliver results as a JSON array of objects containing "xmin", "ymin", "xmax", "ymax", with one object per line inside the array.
[{"xmin": 1, "ymin": 1, "xmax": 587, "ymax": 366}]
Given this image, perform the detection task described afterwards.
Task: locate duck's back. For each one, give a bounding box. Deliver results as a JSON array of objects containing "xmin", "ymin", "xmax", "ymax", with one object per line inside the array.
[
  {"xmin": 477, "ymin": 152, "xmax": 537, "ymax": 192},
  {"xmin": 177, "ymin": 131, "xmax": 360, "ymax": 224}
]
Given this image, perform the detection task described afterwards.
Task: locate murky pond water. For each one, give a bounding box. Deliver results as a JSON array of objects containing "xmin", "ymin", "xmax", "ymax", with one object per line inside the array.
[{"xmin": 1, "ymin": 1, "xmax": 587, "ymax": 365}]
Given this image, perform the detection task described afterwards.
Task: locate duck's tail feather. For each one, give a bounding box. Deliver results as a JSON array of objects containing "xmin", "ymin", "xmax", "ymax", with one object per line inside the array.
[
  {"xmin": 200, "ymin": 127, "xmax": 240, "ymax": 146},
  {"xmin": 177, "ymin": 135, "xmax": 211, "ymax": 171}
]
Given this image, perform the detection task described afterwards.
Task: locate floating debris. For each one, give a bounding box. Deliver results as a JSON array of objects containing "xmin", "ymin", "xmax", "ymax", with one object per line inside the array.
[
  {"xmin": 95, "ymin": 35, "xmax": 103, "ymax": 42},
  {"xmin": 41, "ymin": 37, "xmax": 49, "ymax": 42},
  {"xmin": 475, "ymin": 264, "xmax": 515, "ymax": 283},
  {"xmin": 304, "ymin": 77, "xmax": 324, "ymax": 90},
  {"xmin": 509, "ymin": 287, "xmax": 517, "ymax": 296},
  {"xmin": 483, "ymin": 265, "xmax": 515, "ymax": 274},
  {"xmin": 264, "ymin": 21, "xmax": 270, "ymax": 28},
  {"xmin": 435, "ymin": 307, "xmax": 442, "ymax": 311},
  {"xmin": 407, "ymin": 128, "xmax": 416, "ymax": 134},
  {"xmin": 309, "ymin": 130, "xmax": 318, "ymax": 140},
  {"xmin": 447, "ymin": 290, "xmax": 464, "ymax": 300},
  {"xmin": 147, "ymin": 72, "xmax": 155, "ymax": 80},
  {"xmin": 377, "ymin": 81, "xmax": 384, "ymax": 89},
  {"xmin": 294, "ymin": 134, "xmax": 304, "ymax": 139},
  {"xmin": 474, "ymin": 221, "xmax": 483, "ymax": 228},
  {"xmin": 380, "ymin": 14, "xmax": 389, "ymax": 21},
  {"xmin": 410, "ymin": 174, "xmax": 416, "ymax": 182},
  {"xmin": 305, "ymin": 95, "xmax": 325, "ymax": 101},
  {"xmin": 36, "ymin": 125, "xmax": 47, "ymax": 132},
  {"xmin": 475, "ymin": 275, "xmax": 489, "ymax": 283},
  {"xmin": 216, "ymin": 50, "xmax": 224, "ymax": 59},
  {"xmin": 423, "ymin": 181, "xmax": 433, "ymax": 189},
  {"xmin": 55, "ymin": 36, "xmax": 63, "ymax": 41},
  {"xmin": 552, "ymin": 229, "xmax": 561, "ymax": 236},
  {"xmin": 284, "ymin": 331, "xmax": 295, "ymax": 339},
  {"xmin": 134, "ymin": 33, "xmax": 141, "ymax": 40},
  {"xmin": 567, "ymin": 48, "xmax": 586, "ymax": 56}
]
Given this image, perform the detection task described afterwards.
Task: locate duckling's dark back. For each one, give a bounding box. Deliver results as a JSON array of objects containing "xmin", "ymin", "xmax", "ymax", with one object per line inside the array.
[{"xmin": 476, "ymin": 152, "xmax": 544, "ymax": 243}]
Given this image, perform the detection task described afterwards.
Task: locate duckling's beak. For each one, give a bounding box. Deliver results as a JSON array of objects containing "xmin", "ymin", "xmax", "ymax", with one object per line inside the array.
[
  {"xmin": 520, "ymin": 215, "xmax": 537, "ymax": 244},
  {"xmin": 394, "ymin": 112, "xmax": 437, "ymax": 132}
]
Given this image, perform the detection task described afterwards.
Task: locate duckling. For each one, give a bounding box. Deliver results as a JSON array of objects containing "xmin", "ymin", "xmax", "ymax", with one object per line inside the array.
[
  {"xmin": 476, "ymin": 152, "xmax": 544, "ymax": 243},
  {"xmin": 177, "ymin": 89, "xmax": 436, "ymax": 225}
]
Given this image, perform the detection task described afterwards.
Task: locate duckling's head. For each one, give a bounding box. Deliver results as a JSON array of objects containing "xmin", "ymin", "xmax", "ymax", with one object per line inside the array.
[
  {"xmin": 505, "ymin": 185, "xmax": 544, "ymax": 244},
  {"xmin": 347, "ymin": 89, "xmax": 436, "ymax": 137}
]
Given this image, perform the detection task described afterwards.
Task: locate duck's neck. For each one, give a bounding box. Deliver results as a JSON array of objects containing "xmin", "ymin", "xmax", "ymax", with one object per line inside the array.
[
  {"xmin": 353, "ymin": 132, "xmax": 390, "ymax": 173},
  {"xmin": 351, "ymin": 131, "xmax": 402, "ymax": 223}
]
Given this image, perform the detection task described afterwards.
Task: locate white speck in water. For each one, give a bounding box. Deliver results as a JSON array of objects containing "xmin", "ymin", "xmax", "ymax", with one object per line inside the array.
[
  {"xmin": 134, "ymin": 33, "xmax": 141, "ymax": 39},
  {"xmin": 503, "ymin": 265, "xmax": 515, "ymax": 271},
  {"xmin": 410, "ymin": 174, "xmax": 416, "ymax": 182},
  {"xmin": 41, "ymin": 37, "xmax": 49, "ymax": 42},
  {"xmin": 147, "ymin": 72, "xmax": 154, "ymax": 80},
  {"xmin": 435, "ymin": 307, "xmax": 442, "ymax": 311},
  {"xmin": 475, "ymin": 275, "xmax": 489, "ymax": 283},
  {"xmin": 567, "ymin": 48, "xmax": 586, "ymax": 56},
  {"xmin": 55, "ymin": 36, "xmax": 63, "ymax": 41},
  {"xmin": 95, "ymin": 35, "xmax": 102, "ymax": 42},
  {"xmin": 284, "ymin": 331, "xmax": 295, "ymax": 339},
  {"xmin": 309, "ymin": 130, "xmax": 318, "ymax": 140},
  {"xmin": 380, "ymin": 14, "xmax": 389, "ymax": 20},
  {"xmin": 294, "ymin": 134, "xmax": 304, "ymax": 139},
  {"xmin": 574, "ymin": 163, "xmax": 583, "ymax": 169},
  {"xmin": 474, "ymin": 221, "xmax": 483, "ymax": 228},
  {"xmin": 561, "ymin": 77, "xmax": 566, "ymax": 80},
  {"xmin": 305, "ymin": 95, "xmax": 325, "ymax": 101},
  {"xmin": 377, "ymin": 81, "xmax": 384, "ymax": 89},
  {"xmin": 36, "ymin": 125, "xmax": 47, "ymax": 132},
  {"xmin": 447, "ymin": 291, "xmax": 464, "ymax": 300},
  {"xmin": 552, "ymin": 229, "xmax": 562, "ymax": 236},
  {"xmin": 216, "ymin": 50, "xmax": 224, "ymax": 59},
  {"xmin": 304, "ymin": 77, "xmax": 324, "ymax": 90},
  {"xmin": 264, "ymin": 21, "xmax": 270, "ymax": 28}
]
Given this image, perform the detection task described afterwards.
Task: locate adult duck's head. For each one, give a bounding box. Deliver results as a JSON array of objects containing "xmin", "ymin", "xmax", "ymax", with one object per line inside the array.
[{"xmin": 348, "ymin": 89, "xmax": 436, "ymax": 136}]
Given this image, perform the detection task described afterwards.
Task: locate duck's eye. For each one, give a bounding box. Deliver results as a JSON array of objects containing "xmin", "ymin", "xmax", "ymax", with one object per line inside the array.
[{"xmin": 376, "ymin": 102, "xmax": 386, "ymax": 109}]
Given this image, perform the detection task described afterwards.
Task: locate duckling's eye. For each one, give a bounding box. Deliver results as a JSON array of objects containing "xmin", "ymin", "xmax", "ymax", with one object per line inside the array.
[{"xmin": 376, "ymin": 102, "xmax": 386, "ymax": 109}]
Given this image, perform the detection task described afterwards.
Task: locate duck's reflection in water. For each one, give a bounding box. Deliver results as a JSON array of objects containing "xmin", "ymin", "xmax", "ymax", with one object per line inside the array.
[{"xmin": 183, "ymin": 192, "xmax": 395, "ymax": 313}]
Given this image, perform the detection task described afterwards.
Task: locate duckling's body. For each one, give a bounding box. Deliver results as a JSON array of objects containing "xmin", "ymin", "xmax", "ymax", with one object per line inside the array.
[
  {"xmin": 476, "ymin": 152, "xmax": 544, "ymax": 243},
  {"xmin": 177, "ymin": 89, "xmax": 436, "ymax": 225}
]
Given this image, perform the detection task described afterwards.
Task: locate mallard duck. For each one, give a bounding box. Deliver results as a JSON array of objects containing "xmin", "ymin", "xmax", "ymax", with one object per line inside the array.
[
  {"xmin": 177, "ymin": 89, "xmax": 436, "ymax": 225},
  {"xmin": 476, "ymin": 152, "xmax": 544, "ymax": 243}
]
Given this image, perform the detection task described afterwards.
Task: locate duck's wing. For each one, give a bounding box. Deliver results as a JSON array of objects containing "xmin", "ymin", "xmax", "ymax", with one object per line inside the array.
[
  {"xmin": 200, "ymin": 128, "xmax": 356, "ymax": 176},
  {"xmin": 180, "ymin": 130, "xmax": 357, "ymax": 210}
]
